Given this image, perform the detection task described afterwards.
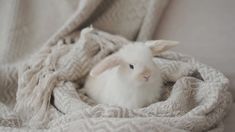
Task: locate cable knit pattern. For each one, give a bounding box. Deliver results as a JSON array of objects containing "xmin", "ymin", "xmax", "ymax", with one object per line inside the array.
[{"xmin": 0, "ymin": 27, "xmax": 232, "ymax": 131}]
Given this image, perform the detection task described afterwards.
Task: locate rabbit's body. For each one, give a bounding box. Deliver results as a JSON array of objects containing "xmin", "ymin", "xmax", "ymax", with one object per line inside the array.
[
  {"xmin": 85, "ymin": 66, "xmax": 162, "ymax": 108},
  {"xmin": 84, "ymin": 40, "xmax": 178, "ymax": 109}
]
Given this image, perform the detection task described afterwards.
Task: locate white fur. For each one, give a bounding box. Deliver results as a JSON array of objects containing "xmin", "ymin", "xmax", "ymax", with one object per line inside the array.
[{"xmin": 84, "ymin": 42, "xmax": 167, "ymax": 109}]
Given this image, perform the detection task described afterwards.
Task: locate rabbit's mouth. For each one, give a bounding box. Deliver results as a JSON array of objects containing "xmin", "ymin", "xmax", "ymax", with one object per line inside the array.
[{"xmin": 143, "ymin": 75, "xmax": 151, "ymax": 81}]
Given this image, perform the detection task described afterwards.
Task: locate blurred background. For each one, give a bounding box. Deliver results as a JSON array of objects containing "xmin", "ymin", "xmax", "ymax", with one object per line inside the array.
[{"xmin": 155, "ymin": 0, "xmax": 235, "ymax": 94}]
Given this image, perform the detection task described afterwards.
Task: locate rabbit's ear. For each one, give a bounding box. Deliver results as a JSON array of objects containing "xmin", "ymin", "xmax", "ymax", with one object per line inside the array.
[
  {"xmin": 90, "ymin": 55, "xmax": 121, "ymax": 77},
  {"xmin": 146, "ymin": 40, "xmax": 179, "ymax": 56}
]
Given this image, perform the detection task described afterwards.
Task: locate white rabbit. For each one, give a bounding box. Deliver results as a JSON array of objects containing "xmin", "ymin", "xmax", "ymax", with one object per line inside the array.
[{"xmin": 84, "ymin": 40, "xmax": 178, "ymax": 109}]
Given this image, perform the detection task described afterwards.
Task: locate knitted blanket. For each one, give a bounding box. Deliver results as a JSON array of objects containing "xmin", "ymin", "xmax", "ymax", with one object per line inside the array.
[
  {"xmin": 0, "ymin": 0, "xmax": 232, "ymax": 131},
  {"xmin": 0, "ymin": 27, "xmax": 232, "ymax": 132}
]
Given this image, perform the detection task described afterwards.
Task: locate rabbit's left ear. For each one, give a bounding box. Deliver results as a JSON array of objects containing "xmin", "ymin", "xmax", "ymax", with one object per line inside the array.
[
  {"xmin": 90, "ymin": 54, "xmax": 122, "ymax": 77},
  {"xmin": 146, "ymin": 40, "xmax": 179, "ymax": 56}
]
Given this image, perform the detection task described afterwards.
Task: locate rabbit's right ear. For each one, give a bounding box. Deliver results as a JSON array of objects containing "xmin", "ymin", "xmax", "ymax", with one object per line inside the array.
[
  {"xmin": 146, "ymin": 40, "xmax": 178, "ymax": 56},
  {"xmin": 90, "ymin": 55, "xmax": 121, "ymax": 77}
]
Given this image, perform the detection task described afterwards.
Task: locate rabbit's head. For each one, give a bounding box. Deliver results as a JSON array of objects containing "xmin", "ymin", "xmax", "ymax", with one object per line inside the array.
[{"xmin": 90, "ymin": 40, "xmax": 178, "ymax": 86}]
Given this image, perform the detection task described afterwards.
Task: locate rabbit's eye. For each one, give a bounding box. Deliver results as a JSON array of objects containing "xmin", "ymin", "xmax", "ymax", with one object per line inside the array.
[{"xmin": 129, "ymin": 64, "xmax": 134, "ymax": 69}]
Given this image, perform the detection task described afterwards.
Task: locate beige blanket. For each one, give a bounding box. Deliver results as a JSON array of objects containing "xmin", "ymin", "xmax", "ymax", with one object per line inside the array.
[
  {"xmin": 0, "ymin": 0, "xmax": 232, "ymax": 132},
  {"xmin": 0, "ymin": 27, "xmax": 232, "ymax": 131}
]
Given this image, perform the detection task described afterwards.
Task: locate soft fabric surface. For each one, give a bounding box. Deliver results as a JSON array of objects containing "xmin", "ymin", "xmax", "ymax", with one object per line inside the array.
[
  {"xmin": 224, "ymin": 104, "xmax": 235, "ymax": 132},
  {"xmin": 0, "ymin": 27, "xmax": 232, "ymax": 131},
  {"xmin": 0, "ymin": 0, "xmax": 168, "ymax": 64},
  {"xmin": 0, "ymin": 0, "xmax": 232, "ymax": 131},
  {"xmin": 155, "ymin": 0, "xmax": 235, "ymax": 99}
]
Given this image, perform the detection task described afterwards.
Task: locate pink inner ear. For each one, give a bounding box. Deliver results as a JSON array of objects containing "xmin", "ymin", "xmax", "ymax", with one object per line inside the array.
[
  {"xmin": 147, "ymin": 40, "xmax": 178, "ymax": 56},
  {"xmin": 90, "ymin": 55, "xmax": 121, "ymax": 77}
]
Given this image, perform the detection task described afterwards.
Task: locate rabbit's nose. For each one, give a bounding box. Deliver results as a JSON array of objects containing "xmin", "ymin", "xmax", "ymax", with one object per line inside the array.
[
  {"xmin": 143, "ymin": 73, "xmax": 151, "ymax": 81},
  {"xmin": 142, "ymin": 68, "xmax": 151, "ymax": 81}
]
